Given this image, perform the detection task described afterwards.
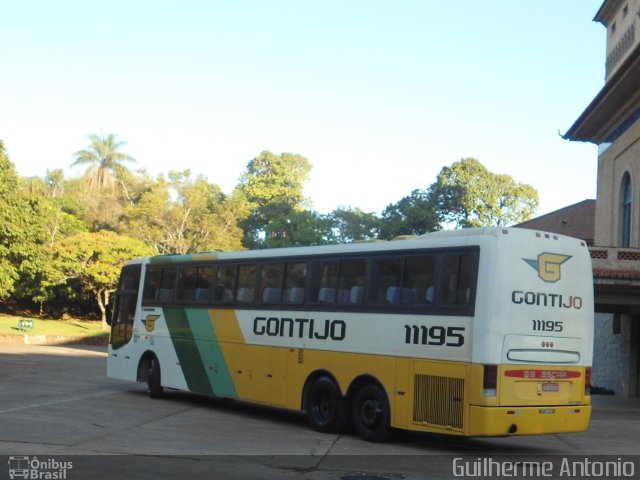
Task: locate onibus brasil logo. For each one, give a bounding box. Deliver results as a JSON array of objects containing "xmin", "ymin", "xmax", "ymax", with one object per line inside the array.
[
  {"xmin": 8, "ymin": 456, "xmax": 72, "ymax": 479},
  {"xmin": 523, "ymin": 252, "xmax": 572, "ymax": 283}
]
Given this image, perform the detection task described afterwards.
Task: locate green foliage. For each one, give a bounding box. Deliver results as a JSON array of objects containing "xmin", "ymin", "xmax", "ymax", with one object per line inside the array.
[
  {"xmin": 2, "ymin": 134, "xmax": 543, "ymax": 320},
  {"xmin": 0, "ymin": 141, "xmax": 50, "ymax": 299},
  {"xmin": 121, "ymin": 171, "xmax": 244, "ymax": 254},
  {"xmin": 236, "ymin": 151, "xmax": 312, "ymax": 248},
  {"xmin": 330, "ymin": 207, "xmax": 380, "ymax": 243},
  {"xmin": 260, "ymin": 205, "xmax": 335, "ymax": 248},
  {"xmin": 52, "ymin": 231, "xmax": 153, "ymax": 329},
  {"xmin": 379, "ymin": 190, "xmax": 440, "ymax": 240},
  {"xmin": 71, "ymin": 133, "xmax": 135, "ymax": 190},
  {"xmin": 427, "ymin": 158, "xmax": 539, "ymax": 228},
  {"xmin": 237, "ymin": 151, "xmax": 311, "ymax": 208},
  {"xmin": 69, "ymin": 133, "xmax": 138, "ymax": 229}
]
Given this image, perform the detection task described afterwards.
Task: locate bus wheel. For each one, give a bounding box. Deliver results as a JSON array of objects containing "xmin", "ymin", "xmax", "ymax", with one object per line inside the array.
[
  {"xmin": 351, "ymin": 383, "xmax": 391, "ymax": 442},
  {"xmin": 147, "ymin": 356, "xmax": 164, "ymax": 399},
  {"xmin": 305, "ymin": 376, "xmax": 349, "ymax": 433}
]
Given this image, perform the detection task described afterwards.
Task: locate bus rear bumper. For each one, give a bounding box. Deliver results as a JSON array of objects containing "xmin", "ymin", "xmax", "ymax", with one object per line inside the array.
[{"xmin": 467, "ymin": 404, "xmax": 591, "ymax": 436}]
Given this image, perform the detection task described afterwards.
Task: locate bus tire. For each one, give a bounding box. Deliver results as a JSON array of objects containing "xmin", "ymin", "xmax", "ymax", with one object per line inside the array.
[
  {"xmin": 305, "ymin": 376, "xmax": 349, "ymax": 433},
  {"xmin": 351, "ymin": 383, "xmax": 391, "ymax": 442},
  {"xmin": 147, "ymin": 356, "xmax": 164, "ymax": 399}
]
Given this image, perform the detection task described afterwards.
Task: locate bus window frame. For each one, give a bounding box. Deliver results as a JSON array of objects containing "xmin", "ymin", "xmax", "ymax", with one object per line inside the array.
[{"xmin": 138, "ymin": 246, "xmax": 479, "ymax": 317}]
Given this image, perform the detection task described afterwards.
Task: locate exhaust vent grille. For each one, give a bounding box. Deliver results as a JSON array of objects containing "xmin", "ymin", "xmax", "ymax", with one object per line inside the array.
[{"xmin": 413, "ymin": 374, "xmax": 464, "ymax": 430}]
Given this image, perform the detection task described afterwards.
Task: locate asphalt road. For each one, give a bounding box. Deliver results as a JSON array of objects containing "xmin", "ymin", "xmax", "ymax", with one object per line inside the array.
[{"xmin": 1, "ymin": 343, "xmax": 639, "ymax": 480}]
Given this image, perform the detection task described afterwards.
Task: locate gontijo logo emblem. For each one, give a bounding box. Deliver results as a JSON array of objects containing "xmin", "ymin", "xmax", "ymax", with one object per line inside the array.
[
  {"xmin": 144, "ymin": 314, "xmax": 160, "ymax": 332},
  {"xmin": 523, "ymin": 253, "xmax": 572, "ymax": 283}
]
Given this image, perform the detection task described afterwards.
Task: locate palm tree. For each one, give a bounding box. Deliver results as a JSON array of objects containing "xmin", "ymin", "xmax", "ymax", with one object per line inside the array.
[{"xmin": 71, "ymin": 133, "xmax": 135, "ymax": 190}]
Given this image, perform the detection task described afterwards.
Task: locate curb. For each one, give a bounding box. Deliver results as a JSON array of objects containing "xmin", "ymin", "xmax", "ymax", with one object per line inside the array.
[{"xmin": 0, "ymin": 333, "xmax": 108, "ymax": 346}]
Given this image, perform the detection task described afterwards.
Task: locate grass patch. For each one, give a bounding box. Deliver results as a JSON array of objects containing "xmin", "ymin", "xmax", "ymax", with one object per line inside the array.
[{"xmin": 0, "ymin": 313, "xmax": 108, "ymax": 339}]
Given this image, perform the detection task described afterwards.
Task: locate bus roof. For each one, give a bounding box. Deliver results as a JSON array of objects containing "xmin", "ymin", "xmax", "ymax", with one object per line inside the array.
[{"xmin": 125, "ymin": 227, "xmax": 587, "ymax": 266}]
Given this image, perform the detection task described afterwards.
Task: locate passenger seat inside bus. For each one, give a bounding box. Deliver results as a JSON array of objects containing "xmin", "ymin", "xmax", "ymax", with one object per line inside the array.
[
  {"xmin": 287, "ymin": 287, "xmax": 305, "ymax": 304},
  {"xmin": 262, "ymin": 287, "xmax": 281, "ymax": 304}
]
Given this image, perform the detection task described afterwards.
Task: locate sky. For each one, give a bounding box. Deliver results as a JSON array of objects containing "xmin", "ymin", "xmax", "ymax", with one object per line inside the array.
[{"xmin": 1, "ymin": 0, "xmax": 606, "ymax": 217}]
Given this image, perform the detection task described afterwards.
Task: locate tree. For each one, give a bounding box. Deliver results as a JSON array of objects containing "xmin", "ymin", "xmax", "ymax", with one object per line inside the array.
[
  {"xmin": 235, "ymin": 151, "xmax": 312, "ymax": 248},
  {"xmin": 0, "ymin": 140, "xmax": 50, "ymax": 299},
  {"xmin": 121, "ymin": 171, "xmax": 244, "ymax": 254},
  {"xmin": 330, "ymin": 207, "xmax": 380, "ymax": 243},
  {"xmin": 379, "ymin": 190, "xmax": 440, "ymax": 239},
  {"xmin": 51, "ymin": 231, "xmax": 153, "ymax": 330},
  {"xmin": 15, "ymin": 197, "xmax": 88, "ymax": 315},
  {"xmin": 260, "ymin": 205, "xmax": 335, "ymax": 248},
  {"xmin": 70, "ymin": 133, "xmax": 137, "ymax": 230},
  {"xmin": 427, "ymin": 158, "xmax": 539, "ymax": 228},
  {"xmin": 71, "ymin": 133, "xmax": 135, "ymax": 190}
]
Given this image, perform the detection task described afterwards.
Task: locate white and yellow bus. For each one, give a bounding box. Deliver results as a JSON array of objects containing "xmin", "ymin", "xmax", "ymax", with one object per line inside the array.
[{"xmin": 107, "ymin": 227, "xmax": 594, "ymax": 442}]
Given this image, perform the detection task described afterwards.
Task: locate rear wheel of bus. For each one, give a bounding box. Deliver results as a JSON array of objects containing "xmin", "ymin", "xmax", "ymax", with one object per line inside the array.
[
  {"xmin": 305, "ymin": 376, "xmax": 349, "ymax": 433},
  {"xmin": 351, "ymin": 383, "xmax": 391, "ymax": 442}
]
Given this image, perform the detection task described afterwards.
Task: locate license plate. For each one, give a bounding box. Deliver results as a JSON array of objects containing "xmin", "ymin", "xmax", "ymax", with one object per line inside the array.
[{"xmin": 542, "ymin": 382, "xmax": 559, "ymax": 392}]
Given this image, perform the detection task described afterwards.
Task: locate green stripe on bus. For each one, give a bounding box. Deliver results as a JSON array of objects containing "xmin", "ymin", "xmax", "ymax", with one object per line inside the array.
[
  {"xmin": 163, "ymin": 307, "xmax": 214, "ymax": 395},
  {"xmin": 185, "ymin": 309, "xmax": 238, "ymax": 399}
]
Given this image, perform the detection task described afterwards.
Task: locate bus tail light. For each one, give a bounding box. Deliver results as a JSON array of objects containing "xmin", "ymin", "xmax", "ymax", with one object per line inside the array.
[
  {"xmin": 483, "ymin": 365, "xmax": 497, "ymax": 397},
  {"xmin": 585, "ymin": 367, "xmax": 591, "ymax": 396}
]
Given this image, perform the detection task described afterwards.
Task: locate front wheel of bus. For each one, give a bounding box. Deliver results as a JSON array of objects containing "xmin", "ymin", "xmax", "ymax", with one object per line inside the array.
[
  {"xmin": 352, "ymin": 383, "xmax": 391, "ymax": 442},
  {"xmin": 148, "ymin": 356, "xmax": 164, "ymax": 399},
  {"xmin": 305, "ymin": 376, "xmax": 349, "ymax": 433}
]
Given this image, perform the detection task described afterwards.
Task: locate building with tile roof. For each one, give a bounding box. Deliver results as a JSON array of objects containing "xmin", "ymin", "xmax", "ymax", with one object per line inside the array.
[{"xmin": 561, "ymin": 0, "xmax": 640, "ymax": 397}]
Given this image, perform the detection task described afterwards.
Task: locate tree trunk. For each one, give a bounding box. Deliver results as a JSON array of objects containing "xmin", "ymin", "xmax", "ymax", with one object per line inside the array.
[{"xmin": 96, "ymin": 288, "xmax": 108, "ymax": 331}]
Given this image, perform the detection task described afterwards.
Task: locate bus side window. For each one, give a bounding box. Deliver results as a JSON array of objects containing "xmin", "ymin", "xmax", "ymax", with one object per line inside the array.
[
  {"xmin": 457, "ymin": 254, "xmax": 474, "ymax": 305},
  {"xmin": 283, "ymin": 262, "xmax": 307, "ymax": 304},
  {"xmin": 337, "ymin": 259, "xmax": 367, "ymax": 305},
  {"xmin": 372, "ymin": 257, "xmax": 402, "ymax": 303},
  {"xmin": 404, "ymin": 255, "xmax": 437, "ymax": 305},
  {"xmin": 215, "ymin": 265, "xmax": 236, "ymax": 302},
  {"xmin": 157, "ymin": 267, "xmax": 177, "ymax": 303},
  {"xmin": 177, "ymin": 266, "xmax": 197, "ymax": 302},
  {"xmin": 235, "ymin": 264, "xmax": 256, "ymax": 304},
  {"xmin": 441, "ymin": 254, "xmax": 473, "ymax": 306},
  {"xmin": 311, "ymin": 261, "xmax": 338, "ymax": 303},
  {"xmin": 260, "ymin": 263, "xmax": 284, "ymax": 304},
  {"xmin": 143, "ymin": 266, "xmax": 161, "ymax": 303},
  {"xmin": 195, "ymin": 266, "xmax": 215, "ymax": 303}
]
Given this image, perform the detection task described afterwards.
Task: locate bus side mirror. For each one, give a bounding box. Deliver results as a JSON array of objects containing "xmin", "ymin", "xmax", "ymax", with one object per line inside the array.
[{"xmin": 105, "ymin": 308, "xmax": 114, "ymax": 326}]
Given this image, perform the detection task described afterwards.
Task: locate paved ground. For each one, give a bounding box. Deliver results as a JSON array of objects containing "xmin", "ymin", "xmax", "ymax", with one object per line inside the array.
[{"xmin": 1, "ymin": 343, "xmax": 639, "ymax": 479}]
